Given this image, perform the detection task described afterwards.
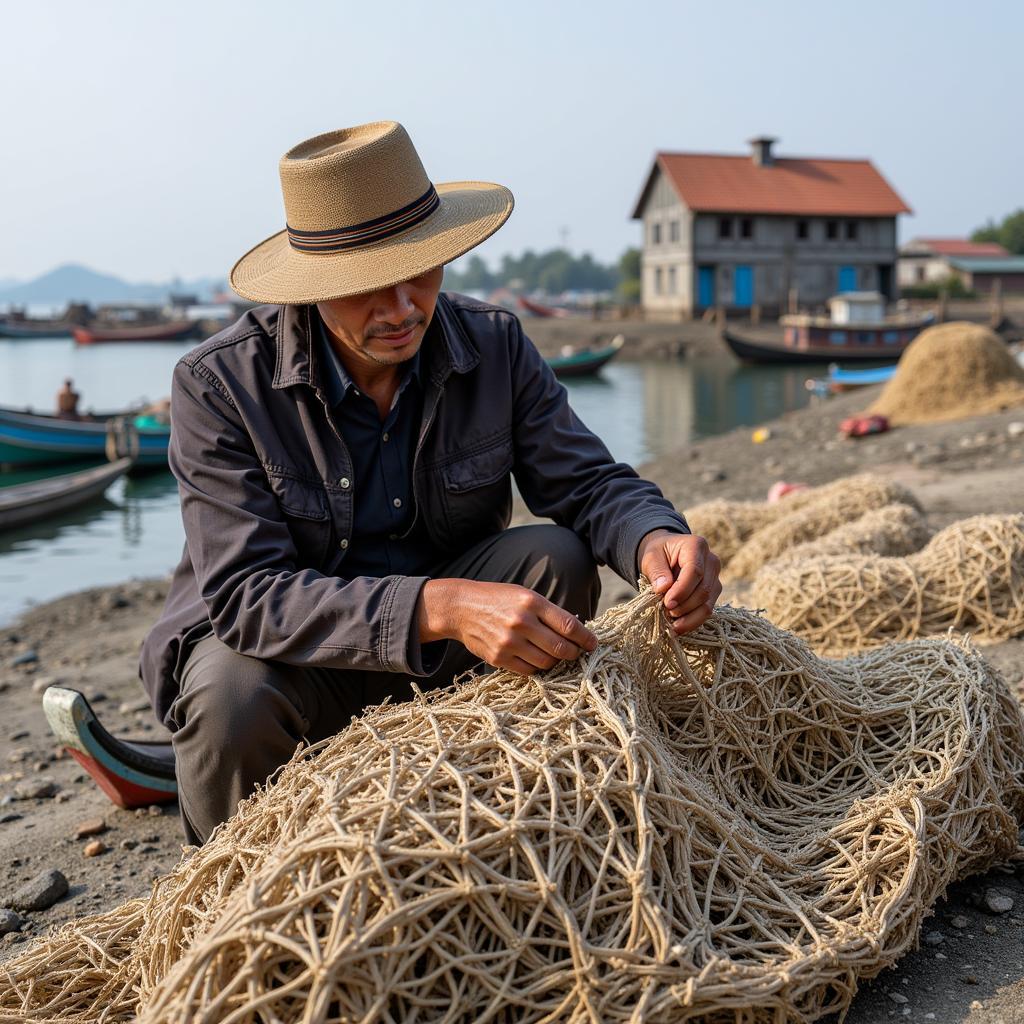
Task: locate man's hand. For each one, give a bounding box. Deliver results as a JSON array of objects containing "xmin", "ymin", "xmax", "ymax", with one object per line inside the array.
[
  {"xmin": 417, "ymin": 579, "xmax": 598, "ymax": 675},
  {"xmin": 637, "ymin": 529, "xmax": 722, "ymax": 634}
]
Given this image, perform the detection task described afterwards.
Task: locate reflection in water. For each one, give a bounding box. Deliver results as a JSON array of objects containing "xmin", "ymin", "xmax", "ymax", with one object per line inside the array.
[{"xmin": 0, "ymin": 349, "xmax": 823, "ymax": 623}]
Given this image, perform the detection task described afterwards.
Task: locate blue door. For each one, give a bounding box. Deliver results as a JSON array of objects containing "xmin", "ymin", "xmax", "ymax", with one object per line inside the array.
[
  {"xmin": 838, "ymin": 265, "xmax": 857, "ymax": 292},
  {"xmin": 734, "ymin": 265, "xmax": 753, "ymax": 308},
  {"xmin": 698, "ymin": 266, "xmax": 716, "ymax": 307}
]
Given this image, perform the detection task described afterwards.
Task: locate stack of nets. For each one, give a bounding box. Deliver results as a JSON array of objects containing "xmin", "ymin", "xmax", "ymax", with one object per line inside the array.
[
  {"xmin": 687, "ymin": 474, "xmax": 927, "ymax": 579},
  {"xmin": 752, "ymin": 513, "xmax": 1024, "ymax": 656},
  {"xmin": 867, "ymin": 321, "xmax": 1024, "ymax": 424},
  {"xmin": 4, "ymin": 590, "xmax": 1024, "ymax": 1023}
]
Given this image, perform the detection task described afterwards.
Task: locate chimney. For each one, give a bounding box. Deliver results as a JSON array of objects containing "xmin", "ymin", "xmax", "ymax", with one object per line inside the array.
[{"xmin": 749, "ymin": 136, "xmax": 777, "ymax": 167}]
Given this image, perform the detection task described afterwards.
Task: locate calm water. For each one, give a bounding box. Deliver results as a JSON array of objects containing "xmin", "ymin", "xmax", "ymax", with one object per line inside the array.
[{"xmin": 0, "ymin": 337, "xmax": 820, "ymax": 623}]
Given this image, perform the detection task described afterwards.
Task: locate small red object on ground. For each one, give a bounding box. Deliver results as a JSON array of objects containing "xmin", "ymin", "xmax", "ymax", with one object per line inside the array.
[
  {"xmin": 767, "ymin": 481, "xmax": 810, "ymax": 503},
  {"xmin": 839, "ymin": 414, "xmax": 890, "ymax": 439}
]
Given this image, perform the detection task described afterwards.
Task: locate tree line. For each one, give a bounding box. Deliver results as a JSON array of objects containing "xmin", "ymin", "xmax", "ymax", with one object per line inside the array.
[
  {"xmin": 971, "ymin": 209, "xmax": 1024, "ymax": 254},
  {"xmin": 444, "ymin": 248, "xmax": 641, "ymax": 300}
]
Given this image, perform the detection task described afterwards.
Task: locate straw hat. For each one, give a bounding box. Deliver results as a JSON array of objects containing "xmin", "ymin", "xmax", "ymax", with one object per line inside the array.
[{"xmin": 230, "ymin": 121, "xmax": 514, "ymax": 304}]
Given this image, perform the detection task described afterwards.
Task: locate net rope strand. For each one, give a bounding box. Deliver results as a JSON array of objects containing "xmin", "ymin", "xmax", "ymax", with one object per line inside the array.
[{"xmin": 2, "ymin": 589, "xmax": 1023, "ymax": 1023}]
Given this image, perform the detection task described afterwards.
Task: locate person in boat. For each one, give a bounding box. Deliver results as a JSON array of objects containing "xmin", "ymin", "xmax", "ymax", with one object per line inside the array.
[
  {"xmin": 55, "ymin": 377, "xmax": 80, "ymax": 419},
  {"xmin": 139, "ymin": 121, "xmax": 722, "ymax": 845}
]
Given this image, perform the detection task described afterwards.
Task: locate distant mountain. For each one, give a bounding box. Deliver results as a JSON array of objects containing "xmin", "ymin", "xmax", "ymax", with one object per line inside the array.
[{"xmin": 0, "ymin": 264, "xmax": 224, "ymax": 306}]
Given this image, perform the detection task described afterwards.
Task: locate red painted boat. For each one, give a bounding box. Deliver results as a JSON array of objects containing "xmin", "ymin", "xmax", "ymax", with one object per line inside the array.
[{"xmin": 72, "ymin": 320, "xmax": 198, "ymax": 344}]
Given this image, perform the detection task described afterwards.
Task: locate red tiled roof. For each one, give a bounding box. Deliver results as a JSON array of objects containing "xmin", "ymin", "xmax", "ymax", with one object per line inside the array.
[
  {"xmin": 910, "ymin": 238, "xmax": 1009, "ymax": 257},
  {"xmin": 633, "ymin": 152, "xmax": 911, "ymax": 218}
]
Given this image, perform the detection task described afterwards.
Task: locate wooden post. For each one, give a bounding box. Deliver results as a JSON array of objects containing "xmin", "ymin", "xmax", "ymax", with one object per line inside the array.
[
  {"xmin": 990, "ymin": 277, "xmax": 1004, "ymax": 327},
  {"xmin": 788, "ymin": 285, "xmax": 798, "ymax": 315},
  {"xmin": 937, "ymin": 287, "xmax": 948, "ymax": 324},
  {"xmin": 750, "ymin": 303, "xmax": 761, "ymax": 326}
]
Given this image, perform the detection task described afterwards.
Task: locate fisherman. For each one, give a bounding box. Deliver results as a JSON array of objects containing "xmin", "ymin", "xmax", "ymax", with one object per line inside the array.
[
  {"xmin": 55, "ymin": 377, "xmax": 80, "ymax": 419},
  {"xmin": 139, "ymin": 121, "xmax": 722, "ymax": 844}
]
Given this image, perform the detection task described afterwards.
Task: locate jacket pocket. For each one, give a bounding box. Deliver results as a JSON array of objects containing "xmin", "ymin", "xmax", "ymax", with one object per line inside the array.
[
  {"xmin": 433, "ymin": 439, "xmax": 514, "ymax": 547},
  {"xmin": 265, "ymin": 469, "xmax": 332, "ymax": 567}
]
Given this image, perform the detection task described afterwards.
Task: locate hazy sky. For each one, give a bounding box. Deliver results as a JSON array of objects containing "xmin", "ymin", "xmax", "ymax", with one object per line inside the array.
[{"xmin": 2, "ymin": 0, "xmax": 1020, "ymax": 283}]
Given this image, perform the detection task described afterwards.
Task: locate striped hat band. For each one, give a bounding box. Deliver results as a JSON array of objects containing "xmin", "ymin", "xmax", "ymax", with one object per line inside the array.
[{"xmin": 286, "ymin": 184, "xmax": 440, "ymax": 254}]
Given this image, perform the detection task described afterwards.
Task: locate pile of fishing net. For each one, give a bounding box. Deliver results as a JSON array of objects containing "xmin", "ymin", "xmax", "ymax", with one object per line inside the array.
[
  {"xmin": 5, "ymin": 590, "xmax": 1024, "ymax": 1024},
  {"xmin": 752, "ymin": 513, "xmax": 1024, "ymax": 656},
  {"xmin": 867, "ymin": 321, "xmax": 1024, "ymax": 424},
  {"xmin": 686, "ymin": 474, "xmax": 926, "ymax": 578}
]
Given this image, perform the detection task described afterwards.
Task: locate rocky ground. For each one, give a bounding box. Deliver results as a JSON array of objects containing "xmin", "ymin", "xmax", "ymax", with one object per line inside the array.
[{"xmin": 1, "ymin": 373, "xmax": 1023, "ymax": 1021}]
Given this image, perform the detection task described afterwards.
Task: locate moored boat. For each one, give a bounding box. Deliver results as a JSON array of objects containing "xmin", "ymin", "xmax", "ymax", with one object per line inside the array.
[
  {"xmin": 518, "ymin": 295, "xmax": 572, "ymax": 318},
  {"xmin": 0, "ymin": 405, "xmax": 170, "ymax": 469},
  {"xmin": 547, "ymin": 335, "xmax": 624, "ymax": 378},
  {"xmin": 72, "ymin": 320, "xmax": 198, "ymax": 344},
  {"xmin": 722, "ymin": 292, "xmax": 934, "ymax": 365},
  {"xmin": 0, "ymin": 317, "xmax": 75, "ymax": 339},
  {"xmin": 0, "ymin": 458, "xmax": 133, "ymax": 531}
]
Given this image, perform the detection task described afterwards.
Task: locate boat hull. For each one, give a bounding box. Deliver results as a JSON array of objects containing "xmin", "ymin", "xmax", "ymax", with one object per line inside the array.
[
  {"xmin": 548, "ymin": 336, "xmax": 624, "ymax": 378},
  {"xmin": 0, "ymin": 320, "xmax": 74, "ymax": 339},
  {"xmin": 72, "ymin": 320, "xmax": 198, "ymax": 344},
  {"xmin": 0, "ymin": 406, "xmax": 169, "ymax": 468},
  {"xmin": 0, "ymin": 458, "xmax": 132, "ymax": 530},
  {"xmin": 724, "ymin": 328, "xmax": 912, "ymax": 365}
]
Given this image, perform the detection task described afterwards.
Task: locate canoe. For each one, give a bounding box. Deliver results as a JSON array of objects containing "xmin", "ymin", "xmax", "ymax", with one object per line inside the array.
[
  {"xmin": 72, "ymin": 320, "xmax": 198, "ymax": 344},
  {"xmin": 827, "ymin": 363, "xmax": 897, "ymax": 391},
  {"xmin": 518, "ymin": 296, "xmax": 572, "ymax": 318},
  {"xmin": 0, "ymin": 457, "xmax": 132, "ymax": 530},
  {"xmin": 548, "ymin": 335, "xmax": 624, "ymax": 379},
  {"xmin": 0, "ymin": 405, "xmax": 170, "ymax": 468}
]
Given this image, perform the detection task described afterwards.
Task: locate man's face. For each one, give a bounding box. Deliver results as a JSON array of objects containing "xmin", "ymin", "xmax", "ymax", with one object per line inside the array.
[{"xmin": 317, "ymin": 266, "xmax": 444, "ymax": 371}]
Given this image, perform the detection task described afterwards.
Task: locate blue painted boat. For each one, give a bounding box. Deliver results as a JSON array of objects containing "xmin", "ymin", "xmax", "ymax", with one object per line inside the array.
[
  {"xmin": 827, "ymin": 363, "xmax": 898, "ymax": 391},
  {"xmin": 0, "ymin": 405, "xmax": 170, "ymax": 469}
]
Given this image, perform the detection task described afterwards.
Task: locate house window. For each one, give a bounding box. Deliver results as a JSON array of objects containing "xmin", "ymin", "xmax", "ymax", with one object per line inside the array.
[
  {"xmin": 826, "ymin": 220, "xmax": 839, "ymax": 240},
  {"xmin": 796, "ymin": 219, "xmax": 809, "ymax": 240},
  {"xmin": 669, "ymin": 220, "xmax": 680, "ymax": 243},
  {"xmin": 667, "ymin": 266, "xmax": 677, "ymax": 294},
  {"xmin": 916, "ymin": 266, "xmax": 925, "ymax": 282},
  {"xmin": 829, "ymin": 331, "xmax": 846, "ymax": 345},
  {"xmin": 883, "ymin": 331, "xmax": 900, "ymax": 344},
  {"xmin": 740, "ymin": 217, "xmax": 754, "ymax": 239},
  {"xmin": 651, "ymin": 222, "xmax": 662, "ymax": 245},
  {"xmin": 718, "ymin": 217, "xmax": 732, "ymax": 239},
  {"xmin": 654, "ymin": 267, "xmax": 663, "ymax": 295},
  {"xmin": 846, "ymin": 220, "xmax": 859, "ymax": 241}
]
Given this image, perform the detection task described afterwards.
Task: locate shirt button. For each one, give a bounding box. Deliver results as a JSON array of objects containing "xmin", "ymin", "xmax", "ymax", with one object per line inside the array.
[
  {"xmin": 382, "ymin": 432, "xmax": 390, "ymax": 442},
  {"xmin": 339, "ymin": 538, "xmax": 349, "ymax": 550},
  {"xmin": 339, "ymin": 477, "xmax": 351, "ymax": 489},
  {"xmin": 393, "ymin": 497, "xmax": 403, "ymax": 508}
]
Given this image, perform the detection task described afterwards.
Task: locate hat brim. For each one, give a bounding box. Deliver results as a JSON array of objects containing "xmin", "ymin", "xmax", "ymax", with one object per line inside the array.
[{"xmin": 229, "ymin": 181, "xmax": 513, "ymax": 304}]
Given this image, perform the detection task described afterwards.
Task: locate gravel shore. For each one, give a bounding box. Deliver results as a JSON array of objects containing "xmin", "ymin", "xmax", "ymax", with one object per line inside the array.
[{"xmin": 1, "ymin": 380, "xmax": 1023, "ymax": 1022}]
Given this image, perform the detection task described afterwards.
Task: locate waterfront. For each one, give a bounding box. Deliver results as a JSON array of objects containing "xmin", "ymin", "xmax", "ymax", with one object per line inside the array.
[{"xmin": 0, "ymin": 337, "xmax": 822, "ymax": 621}]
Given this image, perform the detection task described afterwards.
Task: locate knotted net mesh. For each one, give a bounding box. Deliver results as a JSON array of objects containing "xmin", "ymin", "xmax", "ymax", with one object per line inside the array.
[
  {"xmin": 752, "ymin": 514, "xmax": 1024, "ymax": 656},
  {"xmin": 3, "ymin": 590, "xmax": 1023, "ymax": 1023}
]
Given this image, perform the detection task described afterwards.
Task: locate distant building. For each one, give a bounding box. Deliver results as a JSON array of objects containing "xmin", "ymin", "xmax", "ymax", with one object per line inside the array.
[
  {"xmin": 897, "ymin": 238, "xmax": 1024, "ymax": 293},
  {"xmin": 631, "ymin": 137, "xmax": 911, "ymax": 317}
]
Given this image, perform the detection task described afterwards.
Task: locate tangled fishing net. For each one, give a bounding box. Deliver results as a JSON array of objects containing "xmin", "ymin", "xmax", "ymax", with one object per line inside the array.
[
  {"xmin": 6, "ymin": 594, "xmax": 1024, "ymax": 1022},
  {"xmin": 867, "ymin": 321, "xmax": 1024, "ymax": 424},
  {"xmin": 762, "ymin": 503, "xmax": 931, "ymax": 569},
  {"xmin": 686, "ymin": 473, "xmax": 918, "ymax": 568},
  {"xmin": 723, "ymin": 478, "xmax": 923, "ymax": 580},
  {"xmin": 752, "ymin": 514, "xmax": 1024, "ymax": 656}
]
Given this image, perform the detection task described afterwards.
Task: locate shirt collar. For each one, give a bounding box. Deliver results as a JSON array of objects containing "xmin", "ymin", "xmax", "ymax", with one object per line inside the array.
[{"xmin": 316, "ymin": 309, "xmax": 421, "ymax": 408}]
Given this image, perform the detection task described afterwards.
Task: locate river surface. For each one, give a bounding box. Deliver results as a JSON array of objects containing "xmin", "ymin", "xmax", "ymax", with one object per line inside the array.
[{"xmin": 0, "ymin": 336, "xmax": 823, "ymax": 622}]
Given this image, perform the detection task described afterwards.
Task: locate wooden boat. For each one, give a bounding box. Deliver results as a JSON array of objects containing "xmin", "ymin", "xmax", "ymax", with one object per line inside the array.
[
  {"xmin": 547, "ymin": 335, "xmax": 624, "ymax": 379},
  {"xmin": 518, "ymin": 295, "xmax": 572, "ymax": 319},
  {"xmin": 0, "ymin": 317, "xmax": 75, "ymax": 339},
  {"xmin": 0, "ymin": 458, "xmax": 132, "ymax": 531},
  {"xmin": 0, "ymin": 405, "xmax": 170, "ymax": 468},
  {"xmin": 722, "ymin": 292, "xmax": 934, "ymax": 365},
  {"xmin": 43, "ymin": 686, "xmax": 177, "ymax": 808},
  {"xmin": 72, "ymin": 320, "xmax": 198, "ymax": 344}
]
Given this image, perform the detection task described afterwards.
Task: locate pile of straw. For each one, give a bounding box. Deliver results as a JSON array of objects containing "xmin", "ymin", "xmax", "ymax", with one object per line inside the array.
[
  {"xmin": 4, "ymin": 590, "xmax": 1024, "ymax": 1023},
  {"xmin": 686, "ymin": 473, "xmax": 919, "ymax": 569},
  {"xmin": 867, "ymin": 321, "xmax": 1024, "ymax": 425},
  {"xmin": 752, "ymin": 514, "xmax": 1024, "ymax": 656}
]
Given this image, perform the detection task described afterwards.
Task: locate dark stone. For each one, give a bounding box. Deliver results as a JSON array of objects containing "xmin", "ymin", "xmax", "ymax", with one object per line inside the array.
[
  {"xmin": 0, "ymin": 909, "xmax": 22, "ymax": 935},
  {"xmin": 9, "ymin": 869, "xmax": 69, "ymax": 911},
  {"xmin": 9, "ymin": 651, "xmax": 38, "ymax": 668}
]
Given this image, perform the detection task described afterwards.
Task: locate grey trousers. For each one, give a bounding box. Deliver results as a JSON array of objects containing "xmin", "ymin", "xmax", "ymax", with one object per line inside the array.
[{"xmin": 170, "ymin": 525, "xmax": 601, "ymax": 844}]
